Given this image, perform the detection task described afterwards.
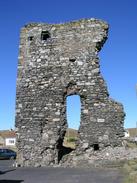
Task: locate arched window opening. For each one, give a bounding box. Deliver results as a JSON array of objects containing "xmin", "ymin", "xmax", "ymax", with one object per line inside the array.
[
  {"xmin": 63, "ymin": 95, "xmax": 81, "ymax": 150},
  {"xmin": 66, "ymin": 95, "xmax": 81, "ymax": 130}
]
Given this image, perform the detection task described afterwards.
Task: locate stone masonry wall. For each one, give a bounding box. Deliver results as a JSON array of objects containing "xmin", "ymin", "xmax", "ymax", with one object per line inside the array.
[{"xmin": 15, "ymin": 18, "xmax": 125, "ymax": 167}]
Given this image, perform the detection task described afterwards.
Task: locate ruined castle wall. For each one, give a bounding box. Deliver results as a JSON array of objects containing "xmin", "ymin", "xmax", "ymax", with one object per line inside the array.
[{"xmin": 15, "ymin": 19, "xmax": 125, "ymax": 167}]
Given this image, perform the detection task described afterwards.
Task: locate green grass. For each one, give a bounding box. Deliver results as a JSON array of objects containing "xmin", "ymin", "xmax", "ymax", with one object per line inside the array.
[
  {"xmin": 123, "ymin": 159, "xmax": 137, "ymax": 183},
  {"xmin": 66, "ymin": 137, "xmax": 77, "ymax": 143},
  {"xmin": 63, "ymin": 128, "xmax": 78, "ymax": 149},
  {"xmin": 63, "ymin": 136, "xmax": 77, "ymax": 149},
  {"xmin": 126, "ymin": 142, "xmax": 137, "ymax": 149}
]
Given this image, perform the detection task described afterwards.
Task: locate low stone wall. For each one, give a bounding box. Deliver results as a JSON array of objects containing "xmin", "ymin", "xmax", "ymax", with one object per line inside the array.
[{"xmin": 60, "ymin": 146, "xmax": 137, "ymax": 168}]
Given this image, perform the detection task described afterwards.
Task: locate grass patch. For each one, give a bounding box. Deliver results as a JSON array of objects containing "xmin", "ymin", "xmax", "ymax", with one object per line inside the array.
[
  {"xmin": 67, "ymin": 137, "xmax": 77, "ymax": 143},
  {"xmin": 126, "ymin": 142, "xmax": 137, "ymax": 149},
  {"xmin": 63, "ymin": 128, "xmax": 78, "ymax": 149},
  {"xmin": 63, "ymin": 137, "xmax": 77, "ymax": 149},
  {"xmin": 123, "ymin": 159, "xmax": 137, "ymax": 183}
]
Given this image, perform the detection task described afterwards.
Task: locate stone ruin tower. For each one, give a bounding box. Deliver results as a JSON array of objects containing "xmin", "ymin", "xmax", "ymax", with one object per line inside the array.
[{"xmin": 15, "ymin": 18, "xmax": 125, "ymax": 167}]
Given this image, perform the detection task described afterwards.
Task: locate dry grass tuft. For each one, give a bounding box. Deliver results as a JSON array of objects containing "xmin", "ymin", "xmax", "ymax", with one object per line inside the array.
[{"xmin": 123, "ymin": 159, "xmax": 137, "ymax": 183}]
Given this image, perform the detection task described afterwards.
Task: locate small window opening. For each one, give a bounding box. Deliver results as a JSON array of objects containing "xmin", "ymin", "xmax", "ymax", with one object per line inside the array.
[
  {"xmin": 41, "ymin": 31, "xmax": 50, "ymax": 41},
  {"xmin": 28, "ymin": 36, "xmax": 34, "ymax": 41},
  {"xmin": 69, "ymin": 58, "xmax": 76, "ymax": 62},
  {"xmin": 93, "ymin": 144, "xmax": 99, "ymax": 151}
]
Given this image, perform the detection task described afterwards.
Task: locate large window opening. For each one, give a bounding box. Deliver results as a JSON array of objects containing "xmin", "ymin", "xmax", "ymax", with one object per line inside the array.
[
  {"xmin": 63, "ymin": 95, "xmax": 81, "ymax": 150},
  {"xmin": 57, "ymin": 95, "xmax": 81, "ymax": 163},
  {"xmin": 66, "ymin": 95, "xmax": 81, "ymax": 130}
]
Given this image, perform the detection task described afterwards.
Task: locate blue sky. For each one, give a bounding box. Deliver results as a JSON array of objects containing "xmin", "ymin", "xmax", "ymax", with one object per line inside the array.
[{"xmin": 0, "ymin": 0, "xmax": 137, "ymax": 130}]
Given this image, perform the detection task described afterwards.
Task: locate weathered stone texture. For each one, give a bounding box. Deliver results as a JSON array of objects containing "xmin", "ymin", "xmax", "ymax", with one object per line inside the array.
[{"xmin": 15, "ymin": 18, "xmax": 125, "ymax": 167}]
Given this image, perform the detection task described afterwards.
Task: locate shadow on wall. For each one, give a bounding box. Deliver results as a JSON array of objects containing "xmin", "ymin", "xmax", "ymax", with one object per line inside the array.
[{"xmin": 58, "ymin": 146, "xmax": 73, "ymax": 162}]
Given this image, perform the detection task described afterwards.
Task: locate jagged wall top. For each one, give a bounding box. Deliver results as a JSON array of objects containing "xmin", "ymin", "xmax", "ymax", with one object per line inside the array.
[{"xmin": 20, "ymin": 18, "xmax": 109, "ymax": 53}]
